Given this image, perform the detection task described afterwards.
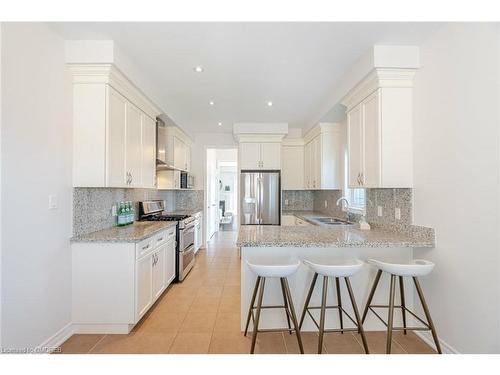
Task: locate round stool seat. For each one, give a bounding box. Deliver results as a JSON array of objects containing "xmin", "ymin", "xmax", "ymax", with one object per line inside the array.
[
  {"xmin": 367, "ymin": 259, "xmax": 435, "ymax": 277},
  {"xmin": 246, "ymin": 260, "xmax": 300, "ymax": 278},
  {"xmin": 303, "ymin": 259, "xmax": 363, "ymax": 277}
]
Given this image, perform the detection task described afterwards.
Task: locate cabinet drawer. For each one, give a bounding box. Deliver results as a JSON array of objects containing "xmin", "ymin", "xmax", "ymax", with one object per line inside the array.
[
  {"xmin": 154, "ymin": 230, "xmax": 168, "ymax": 248},
  {"xmin": 136, "ymin": 237, "xmax": 154, "ymax": 259}
]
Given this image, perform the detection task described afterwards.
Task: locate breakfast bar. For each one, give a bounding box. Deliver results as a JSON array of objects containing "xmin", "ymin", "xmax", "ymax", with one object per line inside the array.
[{"xmin": 237, "ymin": 220, "xmax": 435, "ymax": 332}]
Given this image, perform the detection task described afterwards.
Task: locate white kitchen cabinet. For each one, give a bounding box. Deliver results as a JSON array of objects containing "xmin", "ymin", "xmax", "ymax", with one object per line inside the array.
[
  {"xmin": 141, "ymin": 115, "xmax": 157, "ymax": 188},
  {"xmin": 72, "ymin": 225, "xmax": 177, "ymax": 333},
  {"xmin": 342, "ymin": 68, "xmax": 415, "ymax": 188},
  {"xmin": 156, "ymin": 169, "xmax": 181, "ymax": 190},
  {"xmin": 239, "ymin": 142, "xmax": 281, "ymax": 170},
  {"xmin": 152, "ymin": 245, "xmax": 166, "ymax": 301},
  {"xmin": 239, "ymin": 142, "xmax": 262, "ymax": 169},
  {"xmin": 303, "ymin": 123, "xmax": 342, "ymax": 190},
  {"xmin": 162, "ymin": 127, "xmax": 193, "ymax": 172},
  {"xmin": 135, "ymin": 252, "xmax": 153, "ymax": 321},
  {"xmin": 165, "ymin": 238, "xmax": 176, "ymax": 285},
  {"xmin": 126, "ymin": 103, "xmax": 143, "ymax": 187},
  {"xmin": 106, "ymin": 87, "xmax": 128, "ymax": 187},
  {"xmin": 194, "ymin": 212, "xmax": 203, "ymax": 253},
  {"xmin": 70, "ymin": 64, "xmax": 161, "ymax": 188},
  {"xmin": 282, "ymin": 145, "xmax": 305, "ymax": 190}
]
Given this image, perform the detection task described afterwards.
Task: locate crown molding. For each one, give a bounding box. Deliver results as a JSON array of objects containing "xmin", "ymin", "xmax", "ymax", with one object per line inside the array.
[
  {"xmin": 67, "ymin": 63, "xmax": 162, "ymax": 120},
  {"xmin": 341, "ymin": 68, "xmax": 417, "ymax": 111}
]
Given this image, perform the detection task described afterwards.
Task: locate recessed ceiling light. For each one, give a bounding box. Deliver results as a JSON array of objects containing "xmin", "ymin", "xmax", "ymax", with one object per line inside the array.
[
  {"xmin": 267, "ymin": 101, "xmax": 273, "ymax": 107},
  {"xmin": 218, "ymin": 122, "xmax": 222, "ymax": 126},
  {"xmin": 193, "ymin": 66, "xmax": 204, "ymax": 73},
  {"xmin": 209, "ymin": 101, "xmax": 215, "ymax": 106}
]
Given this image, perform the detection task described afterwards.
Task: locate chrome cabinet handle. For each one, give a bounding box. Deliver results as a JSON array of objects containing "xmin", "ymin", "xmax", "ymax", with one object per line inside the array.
[
  {"xmin": 360, "ymin": 173, "xmax": 364, "ymax": 186},
  {"xmin": 142, "ymin": 244, "xmax": 150, "ymax": 250}
]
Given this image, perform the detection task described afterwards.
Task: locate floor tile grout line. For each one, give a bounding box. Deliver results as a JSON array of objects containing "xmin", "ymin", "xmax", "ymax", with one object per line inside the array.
[{"xmin": 87, "ymin": 334, "xmax": 108, "ymax": 354}]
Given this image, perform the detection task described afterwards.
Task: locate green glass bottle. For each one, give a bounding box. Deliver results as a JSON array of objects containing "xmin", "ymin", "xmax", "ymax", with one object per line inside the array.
[
  {"xmin": 117, "ymin": 202, "xmax": 125, "ymax": 226},
  {"xmin": 125, "ymin": 202, "xmax": 131, "ymax": 225}
]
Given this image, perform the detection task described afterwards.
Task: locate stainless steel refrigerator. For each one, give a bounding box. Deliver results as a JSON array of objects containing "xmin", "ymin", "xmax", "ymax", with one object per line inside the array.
[{"xmin": 240, "ymin": 171, "xmax": 281, "ymax": 225}]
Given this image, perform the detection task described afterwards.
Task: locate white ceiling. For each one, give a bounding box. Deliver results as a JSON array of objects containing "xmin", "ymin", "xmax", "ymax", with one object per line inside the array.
[{"xmin": 52, "ymin": 22, "xmax": 441, "ymax": 135}]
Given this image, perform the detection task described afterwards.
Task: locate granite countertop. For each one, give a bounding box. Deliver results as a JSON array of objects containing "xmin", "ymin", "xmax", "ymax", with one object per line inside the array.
[
  {"xmin": 238, "ymin": 211, "xmax": 435, "ymax": 248},
  {"xmin": 71, "ymin": 221, "xmax": 178, "ymax": 243}
]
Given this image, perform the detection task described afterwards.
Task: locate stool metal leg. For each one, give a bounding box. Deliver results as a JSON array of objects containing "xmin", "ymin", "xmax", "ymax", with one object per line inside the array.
[
  {"xmin": 244, "ymin": 276, "xmax": 261, "ymax": 336},
  {"xmin": 386, "ymin": 275, "xmax": 396, "ymax": 354},
  {"xmin": 282, "ymin": 278, "xmax": 304, "ymax": 354},
  {"xmin": 362, "ymin": 269, "xmax": 383, "ymax": 323},
  {"xmin": 318, "ymin": 276, "xmax": 328, "ymax": 354},
  {"xmin": 413, "ymin": 277, "xmax": 442, "ymax": 354},
  {"xmin": 345, "ymin": 277, "xmax": 369, "ymax": 354},
  {"xmin": 250, "ymin": 277, "xmax": 266, "ymax": 354},
  {"xmin": 399, "ymin": 276, "xmax": 407, "ymax": 335},
  {"xmin": 280, "ymin": 278, "xmax": 292, "ymax": 334},
  {"xmin": 299, "ymin": 272, "xmax": 318, "ymax": 329},
  {"xmin": 335, "ymin": 277, "xmax": 344, "ymax": 334}
]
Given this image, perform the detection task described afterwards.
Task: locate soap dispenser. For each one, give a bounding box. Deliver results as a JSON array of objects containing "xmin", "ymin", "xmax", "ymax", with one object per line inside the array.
[{"xmin": 359, "ymin": 214, "xmax": 371, "ymax": 230}]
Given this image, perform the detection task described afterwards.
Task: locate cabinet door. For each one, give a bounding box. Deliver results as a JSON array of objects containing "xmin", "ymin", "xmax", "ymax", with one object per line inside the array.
[
  {"xmin": 282, "ymin": 146, "xmax": 304, "ymax": 190},
  {"xmin": 347, "ymin": 104, "xmax": 363, "ymax": 187},
  {"xmin": 312, "ymin": 137, "xmax": 321, "ymax": 188},
  {"xmin": 126, "ymin": 104, "xmax": 143, "ymax": 187},
  {"xmin": 135, "ymin": 254, "xmax": 153, "ymax": 321},
  {"xmin": 152, "ymin": 247, "xmax": 166, "ymax": 300},
  {"xmin": 141, "ymin": 114, "xmax": 156, "ymax": 188},
  {"xmin": 239, "ymin": 143, "xmax": 261, "ymax": 170},
  {"xmin": 185, "ymin": 143, "xmax": 191, "ymax": 172},
  {"xmin": 261, "ymin": 143, "xmax": 281, "ymax": 169},
  {"xmin": 165, "ymin": 239, "xmax": 176, "ymax": 286},
  {"xmin": 106, "ymin": 87, "xmax": 127, "ymax": 187},
  {"xmin": 173, "ymin": 136, "xmax": 185, "ymax": 170},
  {"xmin": 304, "ymin": 142, "xmax": 311, "ymax": 189},
  {"xmin": 361, "ymin": 90, "xmax": 381, "ymax": 187}
]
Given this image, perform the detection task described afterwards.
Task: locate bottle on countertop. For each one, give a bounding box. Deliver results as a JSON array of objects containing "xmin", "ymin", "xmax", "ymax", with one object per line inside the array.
[
  {"xmin": 125, "ymin": 202, "xmax": 131, "ymax": 225},
  {"xmin": 129, "ymin": 202, "xmax": 135, "ymax": 224},
  {"xmin": 117, "ymin": 202, "xmax": 126, "ymax": 226}
]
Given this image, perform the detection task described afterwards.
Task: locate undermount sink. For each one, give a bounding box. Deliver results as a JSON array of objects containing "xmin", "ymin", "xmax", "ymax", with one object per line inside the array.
[{"xmin": 314, "ymin": 217, "xmax": 354, "ymax": 225}]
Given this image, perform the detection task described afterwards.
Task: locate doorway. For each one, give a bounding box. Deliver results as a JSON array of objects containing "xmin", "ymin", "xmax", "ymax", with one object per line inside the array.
[{"xmin": 205, "ymin": 148, "xmax": 238, "ymax": 240}]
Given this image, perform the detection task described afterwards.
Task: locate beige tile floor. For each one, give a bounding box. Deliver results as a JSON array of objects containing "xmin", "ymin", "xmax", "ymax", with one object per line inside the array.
[{"xmin": 59, "ymin": 230, "xmax": 436, "ymax": 354}]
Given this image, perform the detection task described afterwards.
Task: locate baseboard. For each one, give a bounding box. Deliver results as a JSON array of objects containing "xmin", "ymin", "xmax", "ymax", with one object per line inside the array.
[
  {"xmin": 36, "ymin": 322, "xmax": 75, "ymax": 354},
  {"xmin": 73, "ymin": 323, "xmax": 133, "ymax": 334},
  {"xmin": 415, "ymin": 331, "xmax": 459, "ymax": 354}
]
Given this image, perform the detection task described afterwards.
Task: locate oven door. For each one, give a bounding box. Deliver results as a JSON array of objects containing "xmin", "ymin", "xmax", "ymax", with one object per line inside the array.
[
  {"xmin": 178, "ymin": 244, "xmax": 195, "ymax": 281},
  {"xmin": 180, "ymin": 223, "xmax": 195, "ymax": 251}
]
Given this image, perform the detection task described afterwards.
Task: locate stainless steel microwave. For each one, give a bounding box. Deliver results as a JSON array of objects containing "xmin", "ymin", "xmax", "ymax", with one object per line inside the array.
[{"xmin": 180, "ymin": 172, "xmax": 194, "ymax": 189}]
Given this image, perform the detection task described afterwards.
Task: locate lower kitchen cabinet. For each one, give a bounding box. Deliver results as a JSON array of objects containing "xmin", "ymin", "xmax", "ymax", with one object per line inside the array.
[{"xmin": 72, "ymin": 225, "xmax": 176, "ymax": 334}]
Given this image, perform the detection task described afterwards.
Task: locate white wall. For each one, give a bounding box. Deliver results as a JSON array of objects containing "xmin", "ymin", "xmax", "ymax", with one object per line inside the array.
[
  {"xmin": 412, "ymin": 23, "xmax": 500, "ymax": 353},
  {"xmin": 1, "ymin": 23, "xmax": 73, "ymax": 349}
]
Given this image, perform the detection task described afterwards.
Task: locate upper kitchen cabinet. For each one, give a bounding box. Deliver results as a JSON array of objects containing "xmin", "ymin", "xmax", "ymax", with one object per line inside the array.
[
  {"xmin": 70, "ymin": 64, "xmax": 161, "ymax": 188},
  {"xmin": 239, "ymin": 142, "xmax": 281, "ymax": 170},
  {"xmin": 159, "ymin": 125, "xmax": 192, "ymax": 172},
  {"xmin": 342, "ymin": 68, "xmax": 416, "ymax": 188},
  {"xmin": 282, "ymin": 140, "xmax": 305, "ymax": 190},
  {"xmin": 304, "ymin": 123, "xmax": 343, "ymax": 190}
]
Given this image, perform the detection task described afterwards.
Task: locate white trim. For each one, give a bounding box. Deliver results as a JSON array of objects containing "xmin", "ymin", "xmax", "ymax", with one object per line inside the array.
[
  {"xmin": 414, "ymin": 331, "xmax": 459, "ymax": 354},
  {"xmin": 341, "ymin": 68, "xmax": 417, "ymax": 111},
  {"xmin": 36, "ymin": 322, "xmax": 75, "ymax": 354},
  {"xmin": 73, "ymin": 324, "xmax": 133, "ymax": 334},
  {"xmin": 67, "ymin": 63, "xmax": 162, "ymax": 120}
]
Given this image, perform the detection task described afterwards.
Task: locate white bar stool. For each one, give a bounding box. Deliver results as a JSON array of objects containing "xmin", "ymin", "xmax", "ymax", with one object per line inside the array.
[
  {"xmin": 361, "ymin": 259, "xmax": 442, "ymax": 354},
  {"xmin": 244, "ymin": 260, "xmax": 304, "ymax": 354},
  {"xmin": 299, "ymin": 259, "xmax": 369, "ymax": 354}
]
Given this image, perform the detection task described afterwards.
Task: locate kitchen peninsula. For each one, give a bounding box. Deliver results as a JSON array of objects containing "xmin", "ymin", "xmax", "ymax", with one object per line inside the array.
[{"xmin": 237, "ymin": 213, "xmax": 435, "ymax": 332}]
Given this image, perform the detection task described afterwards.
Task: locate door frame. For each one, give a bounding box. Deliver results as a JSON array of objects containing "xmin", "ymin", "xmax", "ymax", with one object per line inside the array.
[{"xmin": 203, "ymin": 146, "xmax": 239, "ymax": 244}]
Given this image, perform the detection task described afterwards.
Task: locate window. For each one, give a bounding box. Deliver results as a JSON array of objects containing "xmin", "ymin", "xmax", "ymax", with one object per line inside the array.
[{"xmin": 343, "ymin": 150, "xmax": 365, "ymax": 213}]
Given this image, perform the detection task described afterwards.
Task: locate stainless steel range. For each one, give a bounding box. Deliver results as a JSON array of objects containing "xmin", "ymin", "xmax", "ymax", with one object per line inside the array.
[{"xmin": 138, "ymin": 200, "xmax": 196, "ymax": 281}]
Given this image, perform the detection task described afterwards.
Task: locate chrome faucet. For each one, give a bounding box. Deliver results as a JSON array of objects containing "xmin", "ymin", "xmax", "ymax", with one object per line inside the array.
[{"xmin": 336, "ymin": 197, "xmax": 350, "ymax": 221}]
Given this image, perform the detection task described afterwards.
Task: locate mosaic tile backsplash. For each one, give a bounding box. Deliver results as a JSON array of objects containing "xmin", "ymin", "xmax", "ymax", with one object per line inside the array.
[
  {"xmin": 282, "ymin": 190, "xmax": 314, "ymax": 211},
  {"xmin": 73, "ymin": 188, "xmax": 204, "ymax": 236}
]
